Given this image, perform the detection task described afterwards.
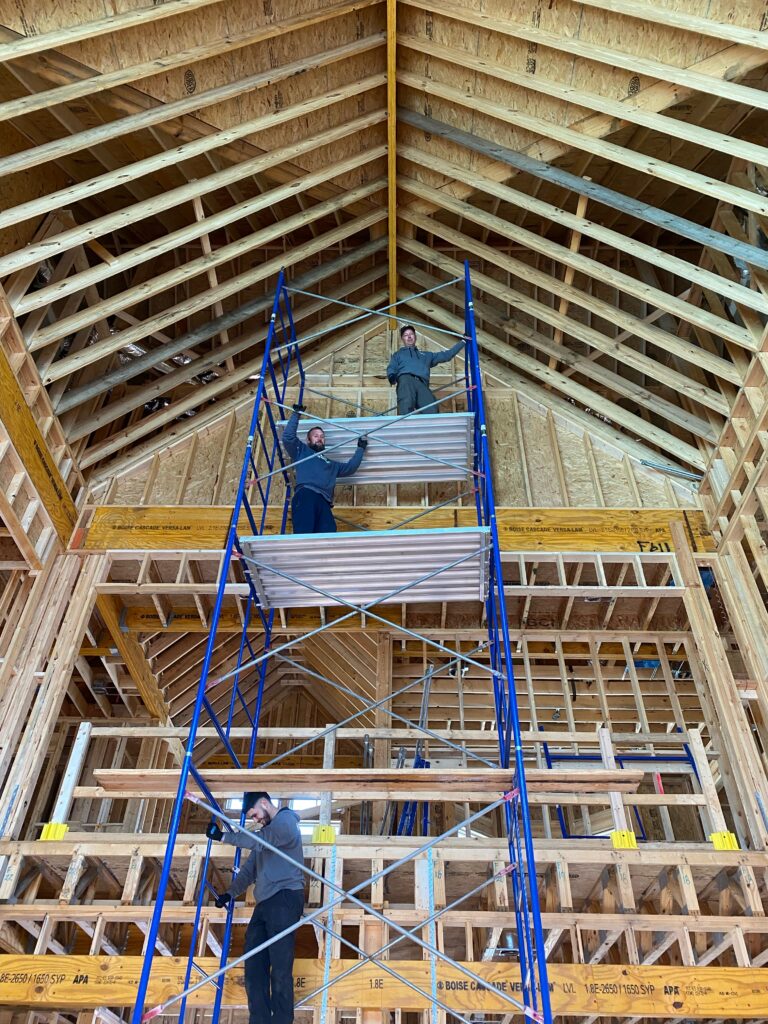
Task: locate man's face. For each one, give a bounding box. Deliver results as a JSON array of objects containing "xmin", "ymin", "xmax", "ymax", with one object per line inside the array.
[
  {"xmin": 246, "ymin": 799, "xmax": 270, "ymax": 826},
  {"xmin": 307, "ymin": 427, "xmax": 325, "ymax": 452},
  {"xmin": 401, "ymin": 328, "xmax": 416, "ymax": 347}
]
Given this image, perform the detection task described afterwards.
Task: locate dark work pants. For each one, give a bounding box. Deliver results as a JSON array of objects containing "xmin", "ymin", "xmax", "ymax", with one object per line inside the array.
[
  {"xmin": 291, "ymin": 488, "xmax": 337, "ymax": 534},
  {"xmin": 244, "ymin": 888, "xmax": 305, "ymax": 1024},
  {"xmin": 396, "ymin": 374, "xmax": 436, "ymax": 416}
]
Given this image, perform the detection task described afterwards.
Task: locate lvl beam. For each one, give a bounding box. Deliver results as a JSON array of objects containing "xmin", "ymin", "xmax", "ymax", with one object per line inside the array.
[
  {"xmin": 0, "ymin": 956, "xmax": 765, "ymax": 1016},
  {"xmin": 73, "ymin": 506, "xmax": 712, "ymax": 553},
  {"xmin": 0, "ymin": 301, "xmax": 78, "ymax": 547}
]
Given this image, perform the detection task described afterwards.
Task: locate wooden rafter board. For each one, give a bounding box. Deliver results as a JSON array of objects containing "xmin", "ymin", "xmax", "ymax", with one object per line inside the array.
[
  {"xmin": 91, "ymin": 767, "xmax": 642, "ymax": 800},
  {"xmin": 0, "ymin": 956, "xmax": 765, "ymax": 1016},
  {"xmin": 73, "ymin": 505, "xmax": 712, "ymax": 553}
]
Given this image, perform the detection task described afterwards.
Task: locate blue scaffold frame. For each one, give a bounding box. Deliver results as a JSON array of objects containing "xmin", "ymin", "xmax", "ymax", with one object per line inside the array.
[{"xmin": 130, "ymin": 261, "xmax": 552, "ymax": 1024}]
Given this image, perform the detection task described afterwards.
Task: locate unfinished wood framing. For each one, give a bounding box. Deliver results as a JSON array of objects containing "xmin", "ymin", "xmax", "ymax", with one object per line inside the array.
[{"xmin": 2, "ymin": 0, "xmax": 768, "ymax": 1020}]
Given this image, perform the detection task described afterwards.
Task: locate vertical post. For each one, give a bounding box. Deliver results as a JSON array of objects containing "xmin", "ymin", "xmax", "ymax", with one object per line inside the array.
[
  {"xmin": 386, "ymin": 0, "xmax": 397, "ymax": 324},
  {"xmin": 45, "ymin": 721, "xmax": 92, "ymax": 834}
]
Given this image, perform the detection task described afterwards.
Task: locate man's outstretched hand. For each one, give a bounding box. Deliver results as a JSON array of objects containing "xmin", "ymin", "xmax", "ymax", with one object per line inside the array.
[
  {"xmin": 214, "ymin": 891, "xmax": 232, "ymax": 910},
  {"xmin": 357, "ymin": 437, "xmax": 368, "ymax": 449},
  {"xmin": 206, "ymin": 821, "xmax": 224, "ymax": 842}
]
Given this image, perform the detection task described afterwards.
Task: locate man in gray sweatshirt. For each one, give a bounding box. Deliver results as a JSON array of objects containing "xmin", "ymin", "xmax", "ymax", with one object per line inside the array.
[
  {"xmin": 283, "ymin": 405, "xmax": 367, "ymax": 533},
  {"xmin": 208, "ymin": 792, "xmax": 305, "ymax": 1024},
  {"xmin": 386, "ymin": 324, "xmax": 466, "ymax": 415}
]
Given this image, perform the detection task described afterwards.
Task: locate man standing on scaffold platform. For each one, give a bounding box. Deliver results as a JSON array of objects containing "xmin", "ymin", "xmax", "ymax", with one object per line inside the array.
[
  {"xmin": 283, "ymin": 404, "xmax": 367, "ymax": 533},
  {"xmin": 387, "ymin": 323, "xmax": 466, "ymax": 415},
  {"xmin": 209, "ymin": 792, "xmax": 305, "ymax": 1024}
]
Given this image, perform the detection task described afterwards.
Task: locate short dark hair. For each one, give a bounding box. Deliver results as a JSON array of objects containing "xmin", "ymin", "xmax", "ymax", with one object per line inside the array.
[
  {"xmin": 400, "ymin": 324, "xmax": 416, "ymax": 337},
  {"xmin": 243, "ymin": 791, "xmax": 271, "ymax": 813}
]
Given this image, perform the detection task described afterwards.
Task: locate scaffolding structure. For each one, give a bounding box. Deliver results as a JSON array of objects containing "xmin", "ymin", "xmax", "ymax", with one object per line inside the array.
[{"xmin": 130, "ymin": 263, "xmax": 552, "ymax": 1024}]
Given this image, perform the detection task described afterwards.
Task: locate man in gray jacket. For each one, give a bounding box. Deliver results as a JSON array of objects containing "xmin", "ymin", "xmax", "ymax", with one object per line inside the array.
[
  {"xmin": 386, "ymin": 324, "xmax": 466, "ymax": 415},
  {"xmin": 209, "ymin": 792, "xmax": 305, "ymax": 1024},
  {"xmin": 283, "ymin": 405, "xmax": 367, "ymax": 533}
]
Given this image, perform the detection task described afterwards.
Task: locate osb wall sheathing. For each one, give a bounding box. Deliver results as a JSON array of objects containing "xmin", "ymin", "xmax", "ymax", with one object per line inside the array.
[{"xmin": 90, "ymin": 330, "xmax": 697, "ymax": 510}]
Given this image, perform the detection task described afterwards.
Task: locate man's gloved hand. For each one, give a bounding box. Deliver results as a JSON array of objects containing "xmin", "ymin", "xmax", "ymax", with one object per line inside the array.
[
  {"xmin": 357, "ymin": 437, "xmax": 368, "ymax": 450},
  {"xmin": 214, "ymin": 891, "xmax": 232, "ymax": 910},
  {"xmin": 292, "ymin": 402, "xmax": 306, "ymax": 413},
  {"xmin": 206, "ymin": 821, "xmax": 224, "ymax": 842},
  {"xmin": 387, "ymin": 376, "xmax": 396, "ymax": 385}
]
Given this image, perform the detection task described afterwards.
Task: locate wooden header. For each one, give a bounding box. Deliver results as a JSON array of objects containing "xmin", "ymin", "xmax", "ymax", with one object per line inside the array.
[
  {"xmin": 0, "ymin": 956, "xmax": 765, "ymax": 1016},
  {"xmin": 73, "ymin": 505, "xmax": 713, "ymax": 553}
]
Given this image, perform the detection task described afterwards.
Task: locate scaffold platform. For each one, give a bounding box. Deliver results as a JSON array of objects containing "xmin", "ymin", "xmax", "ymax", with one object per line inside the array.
[
  {"xmin": 238, "ymin": 526, "xmax": 490, "ymax": 608},
  {"xmin": 277, "ymin": 411, "xmax": 474, "ymax": 483}
]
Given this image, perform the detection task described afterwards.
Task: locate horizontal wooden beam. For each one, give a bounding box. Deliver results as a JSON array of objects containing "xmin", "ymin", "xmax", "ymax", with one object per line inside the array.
[
  {"xmin": 0, "ymin": 956, "xmax": 765, "ymax": 1015},
  {"xmin": 0, "ymin": 0, "xmax": 382, "ymax": 122},
  {"xmin": 72, "ymin": 506, "xmax": 712, "ymax": 553},
  {"xmin": 397, "ymin": 109, "xmax": 768, "ymax": 273},
  {"xmin": 91, "ymin": 766, "xmax": 642, "ymax": 800}
]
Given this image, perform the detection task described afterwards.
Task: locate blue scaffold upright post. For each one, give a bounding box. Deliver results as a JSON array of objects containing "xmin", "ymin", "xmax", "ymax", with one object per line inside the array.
[
  {"xmin": 464, "ymin": 259, "xmax": 552, "ymax": 1024},
  {"xmin": 130, "ymin": 270, "xmax": 303, "ymax": 1023}
]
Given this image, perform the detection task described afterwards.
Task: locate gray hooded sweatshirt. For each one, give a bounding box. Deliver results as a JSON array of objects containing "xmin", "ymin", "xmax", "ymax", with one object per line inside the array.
[{"xmin": 224, "ymin": 807, "xmax": 305, "ymax": 904}]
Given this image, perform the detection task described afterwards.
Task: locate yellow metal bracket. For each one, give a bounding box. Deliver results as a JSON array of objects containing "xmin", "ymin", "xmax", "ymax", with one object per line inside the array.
[
  {"xmin": 710, "ymin": 830, "xmax": 739, "ymax": 851},
  {"xmin": 39, "ymin": 823, "xmax": 69, "ymax": 841},
  {"xmin": 312, "ymin": 825, "xmax": 336, "ymax": 844},
  {"xmin": 610, "ymin": 830, "xmax": 638, "ymax": 849}
]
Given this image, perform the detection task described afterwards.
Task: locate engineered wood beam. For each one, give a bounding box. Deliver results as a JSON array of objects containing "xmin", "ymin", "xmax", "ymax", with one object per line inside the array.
[
  {"xmin": 92, "ymin": 766, "xmax": 642, "ymax": 799},
  {"xmin": 73, "ymin": 506, "xmax": 710, "ymax": 554},
  {"xmin": 1, "ymin": 956, "xmax": 766, "ymax": 1016},
  {"xmin": 0, "ymin": 0, "xmax": 383, "ymax": 122}
]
